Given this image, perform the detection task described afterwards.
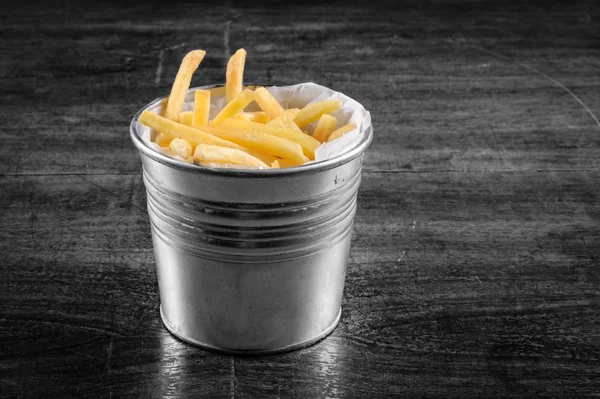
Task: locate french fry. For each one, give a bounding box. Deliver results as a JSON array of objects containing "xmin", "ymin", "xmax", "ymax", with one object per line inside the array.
[
  {"xmin": 220, "ymin": 118, "xmax": 320, "ymax": 159},
  {"xmin": 193, "ymin": 90, "xmax": 211, "ymax": 126},
  {"xmin": 169, "ymin": 137, "xmax": 194, "ymax": 158},
  {"xmin": 140, "ymin": 48, "xmax": 364, "ymax": 170},
  {"xmin": 195, "ymin": 160, "xmax": 229, "ymax": 168},
  {"xmin": 194, "ymin": 144, "xmax": 268, "ymax": 168},
  {"xmin": 226, "ymin": 48, "xmax": 247, "ymax": 103},
  {"xmin": 294, "ymin": 99, "xmax": 341, "ymax": 128},
  {"xmin": 243, "ymin": 149, "xmax": 280, "ymax": 165},
  {"xmin": 155, "ymin": 133, "xmax": 173, "ymax": 148},
  {"xmin": 277, "ymin": 158, "xmax": 305, "ymax": 168},
  {"xmin": 267, "ymin": 108, "xmax": 302, "ymax": 131},
  {"xmin": 312, "ymin": 114, "xmax": 338, "ymax": 143},
  {"xmin": 158, "ymin": 97, "xmax": 169, "ymax": 116},
  {"xmin": 195, "ymin": 160, "xmax": 262, "ymax": 169},
  {"xmin": 237, "ymin": 111, "xmax": 269, "ymax": 123},
  {"xmin": 208, "ymin": 86, "xmax": 227, "ymax": 98},
  {"xmin": 164, "ymin": 50, "xmax": 206, "ymax": 120},
  {"xmin": 200, "ymin": 124, "xmax": 308, "ymax": 165},
  {"xmin": 211, "ymin": 89, "xmax": 255, "ymax": 125},
  {"xmin": 253, "ymin": 87, "xmax": 285, "ymax": 119},
  {"xmin": 178, "ymin": 111, "xmax": 194, "ymax": 126},
  {"xmin": 327, "ymin": 123, "xmax": 357, "ymax": 142},
  {"xmin": 144, "ymin": 111, "xmax": 279, "ymax": 164},
  {"xmin": 139, "ymin": 110, "xmax": 244, "ymax": 150}
]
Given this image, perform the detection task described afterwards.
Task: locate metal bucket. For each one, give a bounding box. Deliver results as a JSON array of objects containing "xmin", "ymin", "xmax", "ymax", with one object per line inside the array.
[{"xmin": 130, "ymin": 85, "xmax": 373, "ymax": 354}]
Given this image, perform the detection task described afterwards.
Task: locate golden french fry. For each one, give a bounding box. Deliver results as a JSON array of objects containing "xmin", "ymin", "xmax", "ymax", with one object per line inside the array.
[
  {"xmin": 211, "ymin": 89, "xmax": 254, "ymax": 125},
  {"xmin": 144, "ymin": 111, "xmax": 280, "ymax": 164},
  {"xmin": 243, "ymin": 149, "xmax": 280, "ymax": 165},
  {"xmin": 177, "ymin": 111, "xmax": 194, "ymax": 126},
  {"xmin": 139, "ymin": 110, "xmax": 244, "ymax": 150},
  {"xmin": 238, "ymin": 111, "xmax": 269, "ymax": 123},
  {"xmin": 277, "ymin": 158, "xmax": 304, "ymax": 168},
  {"xmin": 155, "ymin": 133, "xmax": 173, "ymax": 148},
  {"xmin": 267, "ymin": 108, "xmax": 302, "ymax": 131},
  {"xmin": 169, "ymin": 137, "xmax": 194, "ymax": 158},
  {"xmin": 312, "ymin": 114, "xmax": 338, "ymax": 143},
  {"xmin": 200, "ymin": 124, "xmax": 308, "ymax": 165},
  {"xmin": 193, "ymin": 90, "xmax": 211, "ymax": 126},
  {"xmin": 195, "ymin": 160, "xmax": 264, "ymax": 169},
  {"xmin": 253, "ymin": 87, "xmax": 285, "ymax": 119},
  {"xmin": 147, "ymin": 48, "xmax": 363, "ymax": 170},
  {"xmin": 208, "ymin": 86, "xmax": 227, "ymax": 98},
  {"xmin": 220, "ymin": 118, "xmax": 320, "ymax": 159},
  {"xmin": 195, "ymin": 160, "xmax": 220, "ymax": 167},
  {"xmin": 195, "ymin": 160, "xmax": 229, "ymax": 168},
  {"xmin": 194, "ymin": 144, "xmax": 268, "ymax": 168},
  {"xmin": 294, "ymin": 99, "xmax": 341, "ymax": 128},
  {"xmin": 158, "ymin": 97, "xmax": 169, "ymax": 116},
  {"xmin": 226, "ymin": 48, "xmax": 247, "ymax": 103},
  {"xmin": 164, "ymin": 50, "xmax": 206, "ymax": 120},
  {"xmin": 327, "ymin": 123, "xmax": 357, "ymax": 142}
]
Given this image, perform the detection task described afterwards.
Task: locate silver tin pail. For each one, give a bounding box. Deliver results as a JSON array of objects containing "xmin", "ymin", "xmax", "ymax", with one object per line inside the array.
[{"xmin": 130, "ymin": 85, "xmax": 373, "ymax": 354}]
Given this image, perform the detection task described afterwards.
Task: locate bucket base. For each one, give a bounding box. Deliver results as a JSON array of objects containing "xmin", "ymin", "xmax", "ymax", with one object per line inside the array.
[{"xmin": 160, "ymin": 305, "xmax": 342, "ymax": 355}]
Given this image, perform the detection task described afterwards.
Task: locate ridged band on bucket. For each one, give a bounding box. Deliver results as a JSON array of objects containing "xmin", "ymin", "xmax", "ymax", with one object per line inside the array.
[
  {"xmin": 130, "ymin": 84, "xmax": 373, "ymax": 354},
  {"xmin": 144, "ymin": 164, "xmax": 361, "ymax": 261}
]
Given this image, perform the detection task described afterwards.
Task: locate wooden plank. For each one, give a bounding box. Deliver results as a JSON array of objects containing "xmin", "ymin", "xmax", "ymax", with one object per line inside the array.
[
  {"xmin": 0, "ymin": 331, "xmax": 232, "ymax": 398},
  {"xmin": 1, "ymin": 1, "xmax": 600, "ymax": 397},
  {"xmin": 0, "ymin": 172, "xmax": 232, "ymax": 397},
  {"xmin": 1, "ymin": 3, "xmax": 598, "ymax": 174},
  {"xmin": 2, "ymin": 171, "xmax": 597, "ymax": 264},
  {"xmin": 233, "ymin": 332, "xmax": 600, "ymax": 398},
  {"xmin": 1, "ymin": 170, "xmax": 598, "ymax": 396}
]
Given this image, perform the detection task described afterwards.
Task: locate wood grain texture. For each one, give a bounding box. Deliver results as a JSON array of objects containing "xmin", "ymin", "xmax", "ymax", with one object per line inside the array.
[
  {"xmin": 1, "ymin": 1, "xmax": 599, "ymax": 175},
  {"xmin": 1, "ymin": 171, "xmax": 599, "ymax": 397},
  {"xmin": 1, "ymin": 0, "xmax": 600, "ymax": 397}
]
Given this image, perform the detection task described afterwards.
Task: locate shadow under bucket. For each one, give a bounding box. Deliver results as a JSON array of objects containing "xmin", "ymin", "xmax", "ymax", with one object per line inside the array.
[{"xmin": 130, "ymin": 84, "xmax": 373, "ymax": 354}]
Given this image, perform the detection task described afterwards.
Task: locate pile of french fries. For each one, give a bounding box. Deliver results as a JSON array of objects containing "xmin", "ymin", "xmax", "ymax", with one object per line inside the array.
[{"xmin": 139, "ymin": 49, "xmax": 357, "ymax": 169}]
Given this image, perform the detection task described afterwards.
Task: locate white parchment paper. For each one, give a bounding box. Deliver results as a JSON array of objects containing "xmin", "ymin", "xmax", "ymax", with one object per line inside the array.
[{"xmin": 136, "ymin": 82, "xmax": 371, "ymax": 165}]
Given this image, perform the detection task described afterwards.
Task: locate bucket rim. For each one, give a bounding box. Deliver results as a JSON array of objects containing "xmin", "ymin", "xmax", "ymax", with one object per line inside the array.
[{"xmin": 129, "ymin": 83, "xmax": 373, "ymax": 177}]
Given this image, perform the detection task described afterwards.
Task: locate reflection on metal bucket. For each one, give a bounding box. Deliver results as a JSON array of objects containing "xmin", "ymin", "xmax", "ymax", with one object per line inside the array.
[{"xmin": 130, "ymin": 86, "xmax": 373, "ymax": 354}]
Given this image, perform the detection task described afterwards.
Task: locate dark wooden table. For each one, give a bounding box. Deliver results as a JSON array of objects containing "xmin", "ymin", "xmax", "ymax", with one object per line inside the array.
[{"xmin": 2, "ymin": 1, "xmax": 599, "ymax": 397}]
